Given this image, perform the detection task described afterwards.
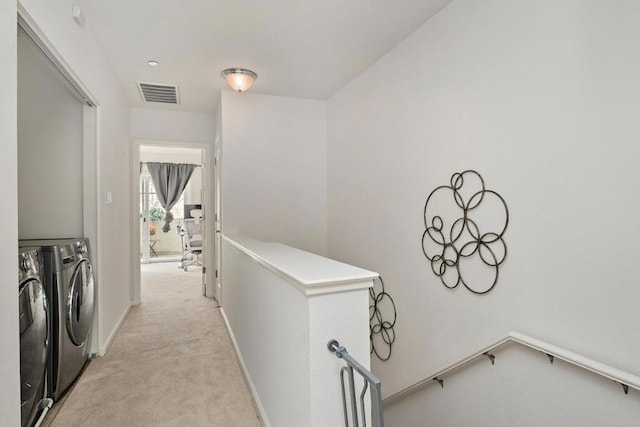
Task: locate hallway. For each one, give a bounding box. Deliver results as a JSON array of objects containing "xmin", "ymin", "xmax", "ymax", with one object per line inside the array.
[{"xmin": 43, "ymin": 262, "xmax": 260, "ymax": 427}]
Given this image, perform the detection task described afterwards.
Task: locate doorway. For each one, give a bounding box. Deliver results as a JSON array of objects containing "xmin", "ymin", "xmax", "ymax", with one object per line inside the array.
[
  {"xmin": 131, "ymin": 141, "xmax": 214, "ymax": 305},
  {"xmin": 139, "ymin": 162, "xmax": 194, "ymax": 264}
]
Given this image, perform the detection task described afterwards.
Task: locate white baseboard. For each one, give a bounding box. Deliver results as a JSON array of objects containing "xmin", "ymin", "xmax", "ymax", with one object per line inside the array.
[
  {"xmin": 220, "ymin": 308, "xmax": 270, "ymax": 427},
  {"xmin": 99, "ymin": 304, "xmax": 131, "ymax": 356}
]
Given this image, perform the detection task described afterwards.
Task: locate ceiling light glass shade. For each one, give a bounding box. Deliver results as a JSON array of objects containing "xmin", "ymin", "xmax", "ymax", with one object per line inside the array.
[{"xmin": 221, "ymin": 68, "xmax": 257, "ymax": 92}]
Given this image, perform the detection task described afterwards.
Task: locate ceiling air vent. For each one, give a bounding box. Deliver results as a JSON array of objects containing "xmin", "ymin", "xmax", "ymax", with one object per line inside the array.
[{"xmin": 136, "ymin": 81, "xmax": 180, "ymax": 104}]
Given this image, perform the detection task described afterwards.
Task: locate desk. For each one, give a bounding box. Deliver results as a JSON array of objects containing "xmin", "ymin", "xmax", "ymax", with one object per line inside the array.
[{"xmin": 149, "ymin": 239, "xmax": 158, "ymax": 257}]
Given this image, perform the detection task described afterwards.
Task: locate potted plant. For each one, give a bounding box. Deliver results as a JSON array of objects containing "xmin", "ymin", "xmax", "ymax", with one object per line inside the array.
[{"xmin": 149, "ymin": 207, "xmax": 166, "ymax": 223}]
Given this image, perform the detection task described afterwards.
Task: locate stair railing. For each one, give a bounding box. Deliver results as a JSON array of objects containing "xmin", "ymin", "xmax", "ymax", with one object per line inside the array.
[
  {"xmin": 328, "ymin": 339, "xmax": 384, "ymax": 427},
  {"xmin": 383, "ymin": 331, "xmax": 640, "ymax": 406}
]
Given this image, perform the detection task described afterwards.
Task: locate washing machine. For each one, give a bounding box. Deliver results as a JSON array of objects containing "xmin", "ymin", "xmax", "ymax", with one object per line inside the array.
[
  {"xmin": 19, "ymin": 238, "xmax": 95, "ymax": 401},
  {"xmin": 18, "ymin": 247, "xmax": 50, "ymax": 427}
]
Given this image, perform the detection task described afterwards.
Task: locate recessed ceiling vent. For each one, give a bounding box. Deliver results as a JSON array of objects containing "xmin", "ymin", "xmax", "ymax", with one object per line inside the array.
[{"xmin": 136, "ymin": 81, "xmax": 179, "ymax": 104}]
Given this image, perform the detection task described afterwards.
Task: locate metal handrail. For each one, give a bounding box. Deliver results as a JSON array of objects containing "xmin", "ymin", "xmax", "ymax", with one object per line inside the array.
[
  {"xmin": 383, "ymin": 331, "xmax": 640, "ymax": 406},
  {"xmin": 328, "ymin": 339, "xmax": 384, "ymax": 427}
]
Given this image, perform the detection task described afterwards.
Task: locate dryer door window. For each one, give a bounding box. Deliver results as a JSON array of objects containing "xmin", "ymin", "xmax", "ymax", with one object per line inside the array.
[
  {"xmin": 19, "ymin": 279, "xmax": 49, "ymax": 421},
  {"xmin": 66, "ymin": 259, "xmax": 95, "ymax": 346}
]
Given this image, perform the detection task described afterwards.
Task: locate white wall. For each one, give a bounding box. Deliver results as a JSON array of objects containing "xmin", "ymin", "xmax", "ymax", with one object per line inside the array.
[
  {"xmin": 139, "ymin": 150, "xmax": 202, "ymax": 165},
  {"xmin": 0, "ymin": 0, "xmax": 20, "ymax": 423},
  {"xmin": 18, "ymin": 28, "xmax": 84, "ymax": 239},
  {"xmin": 131, "ymin": 108, "xmax": 215, "ymax": 144},
  {"xmin": 19, "ymin": 0, "xmax": 132, "ymax": 357},
  {"xmin": 220, "ymin": 91, "xmax": 328, "ymax": 256},
  {"xmin": 183, "ymin": 167, "xmax": 201, "ymax": 205},
  {"xmin": 326, "ymin": 0, "xmax": 640, "ymax": 423},
  {"xmin": 384, "ymin": 343, "xmax": 640, "ymax": 426}
]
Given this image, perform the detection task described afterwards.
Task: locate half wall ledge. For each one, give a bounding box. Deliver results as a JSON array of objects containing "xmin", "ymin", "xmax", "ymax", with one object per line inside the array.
[{"xmin": 221, "ymin": 234, "xmax": 379, "ymax": 295}]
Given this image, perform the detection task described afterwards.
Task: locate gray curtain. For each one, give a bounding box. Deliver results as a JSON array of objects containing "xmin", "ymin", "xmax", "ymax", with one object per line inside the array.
[{"xmin": 146, "ymin": 162, "xmax": 196, "ymax": 232}]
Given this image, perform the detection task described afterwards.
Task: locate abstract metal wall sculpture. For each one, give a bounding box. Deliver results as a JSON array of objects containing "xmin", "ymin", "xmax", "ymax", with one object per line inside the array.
[
  {"xmin": 421, "ymin": 170, "xmax": 509, "ymax": 294},
  {"xmin": 370, "ymin": 276, "xmax": 396, "ymax": 361}
]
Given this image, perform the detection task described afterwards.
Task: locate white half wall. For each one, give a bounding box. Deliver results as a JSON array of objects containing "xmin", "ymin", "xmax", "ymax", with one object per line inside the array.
[
  {"xmin": 326, "ymin": 0, "xmax": 640, "ymax": 422},
  {"xmin": 222, "ymin": 238, "xmax": 310, "ymax": 426},
  {"xmin": 220, "ymin": 235, "xmax": 375, "ymax": 426},
  {"xmin": 19, "ymin": 0, "xmax": 132, "ymax": 357},
  {"xmin": 220, "ymin": 91, "xmax": 328, "ymax": 256},
  {"xmin": 0, "ymin": 0, "xmax": 20, "ymax": 424}
]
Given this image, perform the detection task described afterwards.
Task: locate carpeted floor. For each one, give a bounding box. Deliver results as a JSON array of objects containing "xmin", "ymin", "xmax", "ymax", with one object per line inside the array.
[{"xmin": 42, "ymin": 262, "xmax": 261, "ymax": 427}]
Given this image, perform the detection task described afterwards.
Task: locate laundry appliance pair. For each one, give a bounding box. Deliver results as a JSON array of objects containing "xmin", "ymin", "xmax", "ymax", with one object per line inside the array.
[{"xmin": 18, "ymin": 238, "xmax": 95, "ymax": 426}]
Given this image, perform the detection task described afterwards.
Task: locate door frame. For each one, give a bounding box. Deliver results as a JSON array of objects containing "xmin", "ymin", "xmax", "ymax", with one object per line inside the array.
[
  {"xmin": 130, "ymin": 139, "xmax": 214, "ymax": 305},
  {"xmin": 213, "ymin": 148, "xmax": 222, "ymax": 302}
]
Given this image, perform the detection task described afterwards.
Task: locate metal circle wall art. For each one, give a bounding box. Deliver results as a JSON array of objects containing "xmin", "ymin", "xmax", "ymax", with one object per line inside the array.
[
  {"xmin": 369, "ymin": 276, "xmax": 396, "ymax": 361},
  {"xmin": 421, "ymin": 170, "xmax": 509, "ymax": 294}
]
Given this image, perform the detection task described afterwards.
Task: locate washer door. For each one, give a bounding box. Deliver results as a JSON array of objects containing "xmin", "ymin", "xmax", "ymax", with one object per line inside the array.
[
  {"xmin": 19, "ymin": 279, "xmax": 48, "ymax": 426},
  {"xmin": 66, "ymin": 259, "xmax": 95, "ymax": 346}
]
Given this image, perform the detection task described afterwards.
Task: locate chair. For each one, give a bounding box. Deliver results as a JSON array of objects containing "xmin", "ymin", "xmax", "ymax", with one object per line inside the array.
[{"xmin": 182, "ymin": 219, "xmax": 203, "ymax": 271}]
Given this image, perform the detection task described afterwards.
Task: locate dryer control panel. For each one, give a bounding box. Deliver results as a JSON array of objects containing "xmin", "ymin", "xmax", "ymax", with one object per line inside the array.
[{"xmin": 18, "ymin": 248, "xmax": 41, "ymax": 282}]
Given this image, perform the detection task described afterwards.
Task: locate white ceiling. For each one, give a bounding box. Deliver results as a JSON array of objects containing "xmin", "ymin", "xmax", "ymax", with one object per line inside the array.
[{"xmin": 77, "ymin": 0, "xmax": 452, "ymax": 113}]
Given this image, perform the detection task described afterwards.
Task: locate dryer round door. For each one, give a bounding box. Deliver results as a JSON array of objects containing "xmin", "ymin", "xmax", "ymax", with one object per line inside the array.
[
  {"xmin": 19, "ymin": 279, "xmax": 49, "ymax": 423},
  {"xmin": 66, "ymin": 259, "xmax": 95, "ymax": 346}
]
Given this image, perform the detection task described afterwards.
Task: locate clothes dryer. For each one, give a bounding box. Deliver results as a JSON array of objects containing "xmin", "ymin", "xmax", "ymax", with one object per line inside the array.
[
  {"xmin": 19, "ymin": 238, "xmax": 95, "ymax": 401},
  {"xmin": 18, "ymin": 247, "xmax": 49, "ymax": 427}
]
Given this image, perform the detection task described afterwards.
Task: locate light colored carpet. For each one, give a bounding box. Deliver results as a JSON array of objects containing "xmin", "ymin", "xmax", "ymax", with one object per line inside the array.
[{"xmin": 43, "ymin": 262, "xmax": 261, "ymax": 427}]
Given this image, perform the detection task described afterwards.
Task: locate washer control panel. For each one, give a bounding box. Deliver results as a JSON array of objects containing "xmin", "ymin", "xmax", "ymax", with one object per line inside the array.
[{"xmin": 18, "ymin": 248, "xmax": 41, "ymax": 282}]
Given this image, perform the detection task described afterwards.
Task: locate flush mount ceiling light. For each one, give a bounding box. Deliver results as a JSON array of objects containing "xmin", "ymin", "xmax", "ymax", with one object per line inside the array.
[
  {"xmin": 147, "ymin": 60, "xmax": 159, "ymax": 67},
  {"xmin": 221, "ymin": 68, "xmax": 257, "ymax": 92}
]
